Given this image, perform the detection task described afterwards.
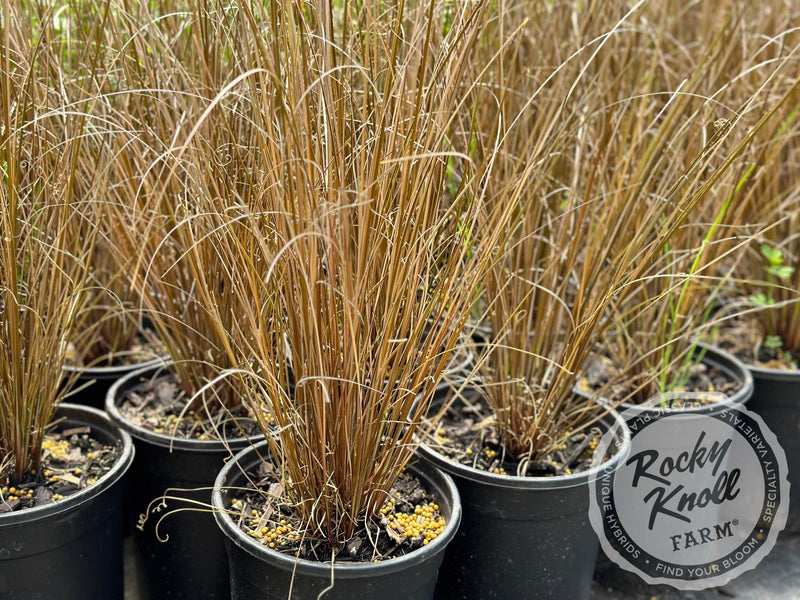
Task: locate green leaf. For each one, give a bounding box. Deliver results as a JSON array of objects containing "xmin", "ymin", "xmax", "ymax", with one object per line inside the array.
[
  {"xmin": 735, "ymin": 164, "xmax": 756, "ymax": 193},
  {"xmin": 765, "ymin": 264, "xmax": 795, "ymax": 280},
  {"xmin": 760, "ymin": 244, "xmax": 784, "ymax": 266},
  {"xmin": 764, "ymin": 335, "xmax": 784, "ymax": 350},
  {"xmin": 748, "ymin": 293, "xmax": 771, "ymax": 306}
]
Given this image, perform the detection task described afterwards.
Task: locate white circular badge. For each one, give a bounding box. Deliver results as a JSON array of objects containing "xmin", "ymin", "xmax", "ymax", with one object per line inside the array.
[{"xmin": 589, "ymin": 395, "xmax": 789, "ymax": 590}]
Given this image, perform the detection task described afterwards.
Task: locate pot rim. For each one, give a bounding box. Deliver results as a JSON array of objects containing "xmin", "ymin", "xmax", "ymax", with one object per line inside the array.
[
  {"xmin": 0, "ymin": 402, "xmax": 134, "ymax": 525},
  {"xmin": 212, "ymin": 439, "xmax": 462, "ymax": 578},
  {"xmin": 105, "ymin": 361, "xmax": 255, "ymax": 452}
]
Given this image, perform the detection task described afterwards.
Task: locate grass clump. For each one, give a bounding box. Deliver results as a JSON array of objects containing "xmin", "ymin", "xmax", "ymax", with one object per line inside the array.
[
  {"xmin": 596, "ymin": 2, "xmax": 800, "ymax": 401},
  {"xmin": 96, "ymin": 0, "xmax": 265, "ymax": 414},
  {"xmin": 0, "ymin": 0, "xmax": 100, "ymax": 483},
  {"xmin": 460, "ymin": 0, "xmax": 800, "ymax": 467},
  {"xmin": 717, "ymin": 86, "xmax": 800, "ymax": 368},
  {"xmin": 184, "ymin": 0, "xmax": 516, "ymax": 550}
]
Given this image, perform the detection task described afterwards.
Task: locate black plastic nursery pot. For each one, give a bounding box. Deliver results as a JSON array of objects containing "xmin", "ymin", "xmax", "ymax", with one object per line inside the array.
[
  {"xmin": 212, "ymin": 440, "xmax": 462, "ymax": 600},
  {"xmin": 417, "ymin": 404, "xmax": 631, "ymax": 600},
  {"xmin": 744, "ymin": 364, "xmax": 799, "ymax": 532},
  {"xmin": 106, "ymin": 363, "xmax": 258, "ymax": 600},
  {"xmin": 0, "ymin": 403, "xmax": 134, "ymax": 600},
  {"xmin": 62, "ymin": 355, "xmax": 166, "ymax": 409}
]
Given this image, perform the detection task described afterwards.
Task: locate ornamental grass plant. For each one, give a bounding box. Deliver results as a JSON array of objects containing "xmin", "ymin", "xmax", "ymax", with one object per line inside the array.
[
  {"xmin": 38, "ymin": 1, "xmax": 151, "ymax": 371},
  {"xmin": 737, "ymin": 193, "xmax": 800, "ymax": 366},
  {"xmin": 458, "ymin": 0, "xmax": 800, "ymax": 468},
  {"xmin": 594, "ymin": 2, "xmax": 800, "ymax": 404},
  {"xmin": 716, "ymin": 87, "xmax": 800, "ymax": 368},
  {"xmin": 96, "ymin": 0, "xmax": 268, "ymax": 413},
  {"xmin": 0, "ymin": 0, "xmax": 101, "ymax": 483},
  {"xmin": 181, "ymin": 0, "xmax": 519, "ymax": 551}
]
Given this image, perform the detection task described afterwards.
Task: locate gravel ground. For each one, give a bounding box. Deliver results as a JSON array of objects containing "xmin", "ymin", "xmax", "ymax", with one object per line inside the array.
[{"xmin": 592, "ymin": 531, "xmax": 800, "ymax": 600}]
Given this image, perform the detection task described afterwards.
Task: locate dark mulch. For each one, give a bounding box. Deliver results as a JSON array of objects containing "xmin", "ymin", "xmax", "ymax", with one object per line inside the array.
[
  {"xmin": 423, "ymin": 390, "xmax": 607, "ymax": 477},
  {"xmin": 117, "ymin": 372, "xmax": 261, "ymax": 441},
  {"xmin": 0, "ymin": 423, "xmax": 120, "ymax": 513},
  {"xmin": 580, "ymin": 350, "xmax": 743, "ymax": 410},
  {"xmin": 708, "ymin": 314, "xmax": 799, "ymax": 371},
  {"xmin": 227, "ymin": 461, "xmax": 448, "ymax": 563}
]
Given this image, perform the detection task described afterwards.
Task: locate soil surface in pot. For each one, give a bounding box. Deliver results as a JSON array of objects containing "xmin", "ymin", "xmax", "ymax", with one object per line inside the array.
[
  {"xmin": 227, "ymin": 463, "xmax": 448, "ymax": 563},
  {"xmin": 707, "ymin": 314, "xmax": 799, "ymax": 370},
  {"xmin": 0, "ymin": 424, "xmax": 120, "ymax": 513},
  {"xmin": 580, "ymin": 351, "xmax": 743, "ymax": 409},
  {"xmin": 423, "ymin": 392, "xmax": 605, "ymax": 477},
  {"xmin": 117, "ymin": 372, "xmax": 260, "ymax": 440}
]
